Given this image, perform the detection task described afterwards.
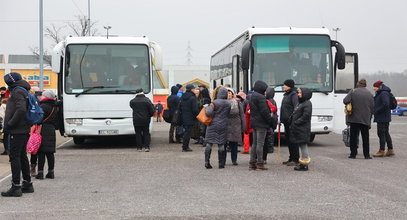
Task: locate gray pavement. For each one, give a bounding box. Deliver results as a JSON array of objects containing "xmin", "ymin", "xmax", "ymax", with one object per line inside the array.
[{"xmin": 0, "ymin": 116, "xmax": 407, "ymax": 219}]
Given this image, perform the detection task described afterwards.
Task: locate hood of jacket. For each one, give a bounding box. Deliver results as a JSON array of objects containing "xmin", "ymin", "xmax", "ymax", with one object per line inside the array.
[
  {"xmin": 170, "ymin": 86, "xmax": 179, "ymax": 95},
  {"xmin": 10, "ymin": 80, "xmax": 31, "ymax": 91},
  {"xmin": 253, "ymin": 80, "xmax": 268, "ymax": 94},
  {"xmin": 216, "ymin": 87, "xmax": 228, "ymax": 100},
  {"xmin": 378, "ymin": 84, "xmax": 391, "ymax": 93},
  {"xmin": 265, "ymin": 87, "xmax": 275, "ymax": 99},
  {"xmin": 181, "ymin": 90, "xmax": 195, "ymax": 100},
  {"xmin": 299, "ymin": 87, "xmax": 312, "ymax": 103}
]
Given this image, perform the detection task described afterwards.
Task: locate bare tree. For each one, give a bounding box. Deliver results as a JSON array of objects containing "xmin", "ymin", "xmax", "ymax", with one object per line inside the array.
[
  {"xmin": 68, "ymin": 15, "xmax": 98, "ymax": 37},
  {"xmin": 45, "ymin": 24, "xmax": 67, "ymax": 46}
]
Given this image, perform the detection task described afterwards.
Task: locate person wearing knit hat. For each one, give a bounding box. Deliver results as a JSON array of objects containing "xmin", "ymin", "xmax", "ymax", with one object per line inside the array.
[
  {"xmin": 373, "ymin": 80, "xmax": 383, "ymax": 88},
  {"xmin": 280, "ymin": 79, "xmax": 299, "ymax": 166},
  {"xmin": 343, "ymin": 77, "xmax": 374, "ymax": 159},
  {"xmin": 372, "ymin": 81, "xmax": 395, "ymax": 157},
  {"xmin": 283, "ymin": 79, "xmax": 295, "ymax": 89},
  {"xmin": 35, "ymin": 88, "xmax": 60, "ymax": 180},
  {"xmin": 1, "ymin": 72, "xmax": 34, "ymax": 197}
]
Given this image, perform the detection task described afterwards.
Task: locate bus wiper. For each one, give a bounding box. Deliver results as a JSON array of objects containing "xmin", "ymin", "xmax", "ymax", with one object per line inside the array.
[
  {"xmin": 75, "ymin": 86, "xmax": 119, "ymax": 97},
  {"xmin": 310, "ymin": 88, "xmax": 329, "ymax": 95},
  {"xmin": 102, "ymin": 90, "xmax": 137, "ymax": 94}
]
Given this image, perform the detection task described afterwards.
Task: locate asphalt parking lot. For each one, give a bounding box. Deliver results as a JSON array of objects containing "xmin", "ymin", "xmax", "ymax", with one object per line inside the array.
[{"xmin": 0, "ymin": 116, "xmax": 406, "ymax": 219}]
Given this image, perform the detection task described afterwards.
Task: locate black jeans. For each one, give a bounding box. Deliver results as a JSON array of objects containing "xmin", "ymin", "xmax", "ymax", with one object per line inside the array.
[
  {"xmin": 350, "ymin": 123, "xmax": 370, "ymax": 157},
  {"xmin": 30, "ymin": 154, "xmax": 37, "ymax": 165},
  {"xmin": 37, "ymin": 152, "xmax": 55, "ymax": 172},
  {"xmin": 134, "ymin": 125, "xmax": 151, "ymax": 149},
  {"xmin": 182, "ymin": 125, "xmax": 193, "ymax": 150},
  {"xmin": 377, "ymin": 122, "xmax": 393, "ymax": 150},
  {"xmin": 9, "ymin": 134, "xmax": 31, "ymax": 184},
  {"xmin": 284, "ymin": 123, "xmax": 299, "ymax": 162}
]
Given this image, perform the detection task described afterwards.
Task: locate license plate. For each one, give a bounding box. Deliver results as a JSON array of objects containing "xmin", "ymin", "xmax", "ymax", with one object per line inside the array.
[{"xmin": 98, "ymin": 130, "xmax": 119, "ymax": 135}]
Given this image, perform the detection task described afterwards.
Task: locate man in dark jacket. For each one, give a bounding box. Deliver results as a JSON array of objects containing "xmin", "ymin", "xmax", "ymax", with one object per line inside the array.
[
  {"xmin": 249, "ymin": 80, "xmax": 275, "ymax": 170},
  {"xmin": 129, "ymin": 88, "xmax": 155, "ymax": 152},
  {"xmin": 155, "ymin": 101, "xmax": 163, "ymax": 122},
  {"xmin": 280, "ymin": 79, "xmax": 299, "ymax": 166},
  {"xmin": 372, "ymin": 80, "xmax": 395, "ymax": 157},
  {"xmin": 1, "ymin": 72, "xmax": 34, "ymax": 197},
  {"xmin": 343, "ymin": 78, "xmax": 374, "ymax": 159},
  {"xmin": 180, "ymin": 84, "xmax": 199, "ymax": 152},
  {"xmin": 167, "ymin": 86, "xmax": 181, "ymax": 143}
]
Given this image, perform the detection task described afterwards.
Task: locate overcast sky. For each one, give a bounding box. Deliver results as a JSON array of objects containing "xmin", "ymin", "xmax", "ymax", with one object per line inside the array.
[{"xmin": 1, "ymin": 0, "xmax": 406, "ymax": 73}]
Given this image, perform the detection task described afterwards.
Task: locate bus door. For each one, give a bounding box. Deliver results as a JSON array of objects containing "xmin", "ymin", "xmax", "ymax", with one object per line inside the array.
[{"xmin": 333, "ymin": 53, "xmax": 358, "ymax": 133}]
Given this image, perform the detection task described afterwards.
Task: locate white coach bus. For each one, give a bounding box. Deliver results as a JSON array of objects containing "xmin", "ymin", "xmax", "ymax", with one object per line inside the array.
[
  {"xmin": 210, "ymin": 27, "xmax": 358, "ymax": 141},
  {"xmin": 52, "ymin": 36, "xmax": 162, "ymax": 144}
]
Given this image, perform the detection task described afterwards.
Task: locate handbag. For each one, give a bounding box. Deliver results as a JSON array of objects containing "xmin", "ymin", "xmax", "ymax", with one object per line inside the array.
[
  {"xmin": 342, "ymin": 126, "xmax": 350, "ymax": 147},
  {"xmin": 196, "ymin": 104, "xmax": 214, "ymax": 126},
  {"xmin": 27, "ymin": 125, "xmax": 42, "ymax": 154},
  {"xmin": 344, "ymin": 103, "xmax": 352, "ymax": 116},
  {"xmin": 163, "ymin": 109, "xmax": 171, "ymax": 123}
]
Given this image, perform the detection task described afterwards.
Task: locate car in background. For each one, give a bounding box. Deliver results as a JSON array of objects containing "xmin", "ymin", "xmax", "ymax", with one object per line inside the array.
[{"xmin": 391, "ymin": 106, "xmax": 407, "ymax": 116}]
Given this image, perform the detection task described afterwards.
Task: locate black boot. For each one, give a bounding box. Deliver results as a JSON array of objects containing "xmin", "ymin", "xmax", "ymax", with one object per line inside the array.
[
  {"xmin": 204, "ymin": 149, "xmax": 212, "ymax": 169},
  {"xmin": 46, "ymin": 170, "xmax": 55, "ymax": 179},
  {"xmin": 22, "ymin": 180, "xmax": 34, "ymax": 193},
  {"xmin": 36, "ymin": 171, "xmax": 44, "ymax": 179},
  {"xmin": 1, "ymin": 183, "xmax": 22, "ymax": 197},
  {"xmin": 218, "ymin": 150, "xmax": 225, "ymax": 169},
  {"xmin": 294, "ymin": 164, "xmax": 308, "ymax": 171}
]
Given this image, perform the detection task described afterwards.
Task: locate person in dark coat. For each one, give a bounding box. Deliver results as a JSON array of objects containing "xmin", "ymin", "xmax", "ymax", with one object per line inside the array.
[
  {"xmin": 372, "ymin": 80, "xmax": 395, "ymax": 157},
  {"xmin": 204, "ymin": 87, "xmax": 231, "ymax": 169},
  {"xmin": 167, "ymin": 86, "xmax": 181, "ymax": 143},
  {"xmin": 225, "ymin": 88, "xmax": 245, "ymax": 165},
  {"xmin": 249, "ymin": 80, "xmax": 275, "ymax": 170},
  {"xmin": 1, "ymin": 72, "xmax": 34, "ymax": 197},
  {"xmin": 280, "ymin": 79, "xmax": 299, "ymax": 166},
  {"xmin": 263, "ymin": 87, "xmax": 277, "ymax": 162},
  {"xmin": 129, "ymin": 88, "xmax": 155, "ymax": 152},
  {"xmin": 155, "ymin": 101, "xmax": 163, "ymax": 122},
  {"xmin": 290, "ymin": 88, "xmax": 313, "ymax": 171},
  {"xmin": 196, "ymin": 86, "xmax": 211, "ymax": 145},
  {"xmin": 180, "ymin": 84, "xmax": 199, "ymax": 152},
  {"xmin": 343, "ymin": 78, "xmax": 374, "ymax": 159},
  {"xmin": 36, "ymin": 90, "xmax": 58, "ymax": 179}
]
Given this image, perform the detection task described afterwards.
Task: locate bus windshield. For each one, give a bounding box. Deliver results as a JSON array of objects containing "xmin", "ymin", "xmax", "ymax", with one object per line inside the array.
[
  {"xmin": 252, "ymin": 35, "xmax": 332, "ymax": 92},
  {"xmin": 65, "ymin": 44, "xmax": 150, "ymax": 94}
]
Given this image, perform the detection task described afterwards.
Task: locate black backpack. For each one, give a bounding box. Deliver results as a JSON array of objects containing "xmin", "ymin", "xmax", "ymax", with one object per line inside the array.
[{"xmin": 389, "ymin": 92, "xmax": 397, "ymax": 110}]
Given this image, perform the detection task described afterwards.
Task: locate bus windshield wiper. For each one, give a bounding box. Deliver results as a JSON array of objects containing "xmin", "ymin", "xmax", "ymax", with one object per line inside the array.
[
  {"xmin": 101, "ymin": 90, "xmax": 137, "ymax": 94},
  {"xmin": 75, "ymin": 86, "xmax": 119, "ymax": 97}
]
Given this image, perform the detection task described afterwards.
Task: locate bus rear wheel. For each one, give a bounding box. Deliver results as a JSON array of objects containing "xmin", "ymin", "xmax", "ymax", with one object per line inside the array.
[{"xmin": 73, "ymin": 137, "xmax": 85, "ymax": 145}]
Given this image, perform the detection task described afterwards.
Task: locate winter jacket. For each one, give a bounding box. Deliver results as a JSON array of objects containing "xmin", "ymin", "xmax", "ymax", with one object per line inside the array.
[
  {"xmin": 167, "ymin": 86, "xmax": 180, "ymax": 117},
  {"xmin": 280, "ymin": 88, "xmax": 298, "ymax": 124},
  {"xmin": 250, "ymin": 80, "xmax": 274, "ymax": 129},
  {"xmin": 129, "ymin": 94, "xmax": 155, "ymax": 126},
  {"xmin": 373, "ymin": 84, "xmax": 392, "ymax": 123},
  {"xmin": 3, "ymin": 80, "xmax": 31, "ymax": 134},
  {"xmin": 265, "ymin": 87, "xmax": 277, "ymax": 109},
  {"xmin": 227, "ymin": 98, "xmax": 245, "ymax": 144},
  {"xmin": 39, "ymin": 98, "xmax": 58, "ymax": 153},
  {"xmin": 180, "ymin": 90, "xmax": 199, "ymax": 126},
  {"xmin": 155, "ymin": 103, "xmax": 163, "ymax": 114},
  {"xmin": 205, "ymin": 87, "xmax": 231, "ymax": 144},
  {"xmin": 289, "ymin": 88, "xmax": 313, "ymax": 144},
  {"xmin": 343, "ymin": 86, "xmax": 374, "ymax": 127}
]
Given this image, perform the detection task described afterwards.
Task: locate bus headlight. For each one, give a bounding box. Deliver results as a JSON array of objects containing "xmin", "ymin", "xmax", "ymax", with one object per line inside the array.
[
  {"xmin": 317, "ymin": 116, "xmax": 333, "ymax": 122},
  {"xmin": 66, "ymin": 118, "xmax": 83, "ymax": 126}
]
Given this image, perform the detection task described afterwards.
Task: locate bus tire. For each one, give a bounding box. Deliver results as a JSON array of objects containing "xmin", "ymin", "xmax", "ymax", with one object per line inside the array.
[
  {"xmin": 73, "ymin": 137, "xmax": 85, "ymax": 145},
  {"xmin": 309, "ymin": 134, "xmax": 316, "ymax": 143}
]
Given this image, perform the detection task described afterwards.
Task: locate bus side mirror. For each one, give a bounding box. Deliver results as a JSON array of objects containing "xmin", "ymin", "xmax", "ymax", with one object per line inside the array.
[
  {"xmin": 150, "ymin": 41, "xmax": 163, "ymax": 71},
  {"xmin": 332, "ymin": 40, "xmax": 346, "ymax": 70},
  {"xmin": 52, "ymin": 42, "xmax": 64, "ymax": 73},
  {"xmin": 241, "ymin": 40, "xmax": 251, "ymax": 70}
]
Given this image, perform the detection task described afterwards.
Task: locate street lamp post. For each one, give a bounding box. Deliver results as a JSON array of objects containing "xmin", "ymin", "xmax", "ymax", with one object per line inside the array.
[
  {"xmin": 332, "ymin": 27, "xmax": 341, "ymax": 40},
  {"xmin": 39, "ymin": 0, "xmax": 44, "ymax": 90},
  {"xmin": 104, "ymin": 26, "xmax": 111, "ymax": 39},
  {"xmin": 88, "ymin": 0, "xmax": 91, "ymax": 36}
]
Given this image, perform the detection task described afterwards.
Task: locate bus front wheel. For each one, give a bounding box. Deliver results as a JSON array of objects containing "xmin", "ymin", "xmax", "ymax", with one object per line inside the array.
[
  {"xmin": 309, "ymin": 134, "xmax": 316, "ymax": 143},
  {"xmin": 73, "ymin": 137, "xmax": 85, "ymax": 145}
]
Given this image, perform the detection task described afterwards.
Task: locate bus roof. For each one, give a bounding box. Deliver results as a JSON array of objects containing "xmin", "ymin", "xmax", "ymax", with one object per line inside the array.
[{"xmin": 64, "ymin": 36, "xmax": 150, "ymax": 45}]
